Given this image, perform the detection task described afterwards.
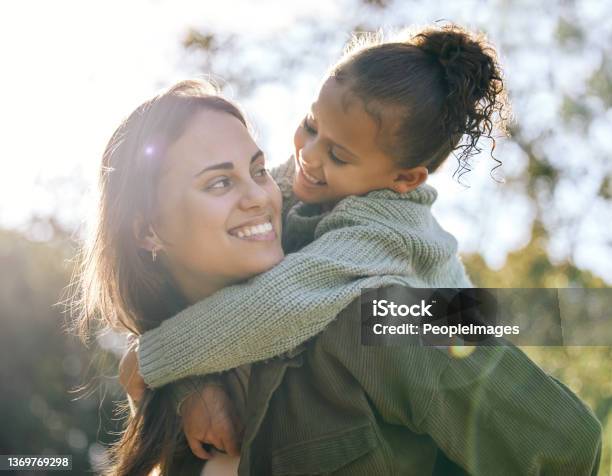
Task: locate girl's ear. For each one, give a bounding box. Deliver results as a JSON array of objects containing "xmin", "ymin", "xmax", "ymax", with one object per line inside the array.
[
  {"xmin": 132, "ymin": 215, "xmax": 163, "ymax": 252},
  {"xmin": 389, "ymin": 166, "xmax": 428, "ymax": 194}
]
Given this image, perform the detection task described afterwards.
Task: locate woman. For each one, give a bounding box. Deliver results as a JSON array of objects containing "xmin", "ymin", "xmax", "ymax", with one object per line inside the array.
[{"xmin": 72, "ymin": 79, "xmax": 281, "ymax": 475}]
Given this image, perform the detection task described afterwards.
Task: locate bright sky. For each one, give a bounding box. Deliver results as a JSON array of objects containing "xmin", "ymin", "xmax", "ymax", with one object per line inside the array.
[
  {"xmin": 0, "ymin": 0, "xmax": 341, "ymax": 228},
  {"xmin": 1, "ymin": 0, "xmax": 610, "ymax": 282}
]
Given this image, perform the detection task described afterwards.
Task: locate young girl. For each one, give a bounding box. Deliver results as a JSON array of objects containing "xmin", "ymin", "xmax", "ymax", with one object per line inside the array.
[{"xmin": 124, "ymin": 24, "xmax": 602, "ymax": 474}]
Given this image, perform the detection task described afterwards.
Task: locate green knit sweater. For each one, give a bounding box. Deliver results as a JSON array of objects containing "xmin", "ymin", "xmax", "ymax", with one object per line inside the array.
[{"xmin": 138, "ymin": 159, "xmax": 471, "ymax": 388}]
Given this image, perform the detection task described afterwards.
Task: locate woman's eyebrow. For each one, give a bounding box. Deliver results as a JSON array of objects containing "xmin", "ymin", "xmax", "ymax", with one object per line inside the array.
[
  {"xmin": 251, "ymin": 150, "xmax": 264, "ymax": 163},
  {"xmin": 194, "ymin": 150, "xmax": 263, "ymax": 177}
]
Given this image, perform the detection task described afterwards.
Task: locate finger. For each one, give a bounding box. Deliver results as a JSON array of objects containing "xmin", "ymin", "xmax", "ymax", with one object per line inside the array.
[
  {"xmin": 213, "ymin": 417, "xmax": 240, "ymax": 457},
  {"xmin": 130, "ymin": 386, "xmax": 145, "ymax": 403},
  {"xmin": 205, "ymin": 434, "xmax": 225, "ymax": 455},
  {"xmin": 119, "ymin": 358, "xmax": 137, "ymax": 389},
  {"xmin": 132, "ymin": 377, "xmax": 147, "ymax": 401},
  {"xmin": 126, "ymin": 380, "xmax": 143, "ymax": 402},
  {"xmin": 126, "ymin": 371, "xmax": 146, "ymax": 401},
  {"xmin": 233, "ymin": 412, "xmax": 245, "ymax": 444},
  {"xmin": 221, "ymin": 431, "xmax": 241, "ymax": 457},
  {"xmin": 226, "ymin": 409, "xmax": 244, "ymax": 455},
  {"xmin": 118, "ymin": 361, "xmax": 129, "ymax": 388},
  {"xmin": 186, "ymin": 436, "xmax": 211, "ymax": 460}
]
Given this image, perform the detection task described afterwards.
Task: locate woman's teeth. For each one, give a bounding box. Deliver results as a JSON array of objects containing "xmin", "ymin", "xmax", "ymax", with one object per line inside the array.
[{"xmin": 232, "ymin": 222, "xmax": 273, "ymax": 239}]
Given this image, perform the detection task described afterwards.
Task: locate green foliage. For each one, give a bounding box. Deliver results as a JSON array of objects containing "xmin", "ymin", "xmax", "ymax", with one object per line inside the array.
[
  {"xmin": 588, "ymin": 57, "xmax": 612, "ymax": 108},
  {"xmin": 0, "ymin": 227, "xmax": 122, "ymax": 473},
  {"xmin": 555, "ymin": 17, "xmax": 584, "ymax": 48},
  {"xmin": 599, "ymin": 175, "xmax": 612, "ymax": 201},
  {"xmin": 560, "ymin": 95, "xmax": 593, "ymax": 126},
  {"xmin": 183, "ymin": 29, "xmax": 220, "ymax": 53},
  {"xmin": 361, "ymin": 0, "xmax": 391, "ymax": 7},
  {"xmin": 464, "ymin": 223, "xmax": 607, "ymax": 289}
]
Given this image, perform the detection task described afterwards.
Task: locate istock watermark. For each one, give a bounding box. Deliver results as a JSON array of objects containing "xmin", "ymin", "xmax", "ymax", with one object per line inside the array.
[{"xmin": 361, "ymin": 287, "xmax": 611, "ymax": 347}]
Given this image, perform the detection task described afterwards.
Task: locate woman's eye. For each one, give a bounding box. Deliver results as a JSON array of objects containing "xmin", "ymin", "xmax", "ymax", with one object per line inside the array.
[
  {"xmin": 253, "ymin": 167, "xmax": 269, "ymax": 178},
  {"xmin": 303, "ymin": 117, "xmax": 317, "ymax": 135},
  {"xmin": 206, "ymin": 177, "xmax": 232, "ymax": 190},
  {"xmin": 328, "ymin": 149, "xmax": 347, "ymax": 165}
]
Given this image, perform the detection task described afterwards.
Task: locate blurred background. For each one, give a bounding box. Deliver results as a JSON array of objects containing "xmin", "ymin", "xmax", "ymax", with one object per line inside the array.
[{"xmin": 0, "ymin": 0, "xmax": 610, "ymax": 473}]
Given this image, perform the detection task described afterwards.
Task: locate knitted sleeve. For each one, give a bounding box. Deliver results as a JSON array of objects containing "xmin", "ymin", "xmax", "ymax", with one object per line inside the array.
[
  {"xmin": 138, "ymin": 212, "xmax": 417, "ymax": 388},
  {"xmin": 269, "ymin": 156, "xmax": 298, "ymax": 221}
]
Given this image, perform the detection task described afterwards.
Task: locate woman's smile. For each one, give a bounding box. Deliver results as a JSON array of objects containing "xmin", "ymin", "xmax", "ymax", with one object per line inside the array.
[{"xmin": 228, "ymin": 216, "xmax": 277, "ymax": 241}]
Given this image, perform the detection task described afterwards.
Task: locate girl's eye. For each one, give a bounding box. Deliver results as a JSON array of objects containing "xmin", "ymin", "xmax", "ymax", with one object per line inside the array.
[
  {"xmin": 303, "ymin": 116, "xmax": 317, "ymax": 135},
  {"xmin": 328, "ymin": 149, "xmax": 347, "ymax": 165},
  {"xmin": 206, "ymin": 177, "xmax": 232, "ymax": 190}
]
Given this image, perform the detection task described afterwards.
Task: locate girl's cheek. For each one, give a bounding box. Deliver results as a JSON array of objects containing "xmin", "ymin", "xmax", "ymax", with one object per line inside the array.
[{"xmin": 294, "ymin": 128, "xmax": 305, "ymax": 151}]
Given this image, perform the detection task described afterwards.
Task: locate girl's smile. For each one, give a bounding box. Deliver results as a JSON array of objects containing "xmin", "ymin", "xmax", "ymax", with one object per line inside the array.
[{"xmin": 295, "ymin": 154, "xmax": 327, "ymax": 187}]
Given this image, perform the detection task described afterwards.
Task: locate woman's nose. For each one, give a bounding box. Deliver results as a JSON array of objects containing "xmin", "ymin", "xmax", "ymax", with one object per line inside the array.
[{"xmin": 238, "ymin": 180, "xmax": 269, "ymax": 210}]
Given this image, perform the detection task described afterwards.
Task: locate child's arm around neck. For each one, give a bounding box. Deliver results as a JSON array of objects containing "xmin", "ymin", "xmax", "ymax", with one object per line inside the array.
[{"xmin": 138, "ymin": 186, "xmax": 469, "ymax": 388}]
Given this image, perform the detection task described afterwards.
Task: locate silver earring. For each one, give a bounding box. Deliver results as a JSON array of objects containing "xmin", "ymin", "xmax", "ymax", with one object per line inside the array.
[{"xmin": 151, "ymin": 248, "xmax": 157, "ymax": 262}]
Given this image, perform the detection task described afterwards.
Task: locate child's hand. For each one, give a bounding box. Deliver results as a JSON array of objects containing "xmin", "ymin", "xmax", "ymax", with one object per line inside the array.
[
  {"xmin": 118, "ymin": 336, "xmax": 147, "ymax": 403},
  {"xmin": 180, "ymin": 383, "xmax": 244, "ymax": 460}
]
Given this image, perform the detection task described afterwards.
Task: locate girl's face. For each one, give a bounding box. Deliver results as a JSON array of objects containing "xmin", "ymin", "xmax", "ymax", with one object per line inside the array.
[
  {"xmin": 148, "ymin": 110, "xmax": 284, "ymax": 302},
  {"xmin": 293, "ymin": 77, "xmax": 425, "ymax": 205}
]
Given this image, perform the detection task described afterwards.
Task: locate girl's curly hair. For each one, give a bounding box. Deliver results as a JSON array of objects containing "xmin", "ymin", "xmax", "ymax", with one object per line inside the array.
[{"xmin": 331, "ymin": 23, "xmax": 510, "ymax": 180}]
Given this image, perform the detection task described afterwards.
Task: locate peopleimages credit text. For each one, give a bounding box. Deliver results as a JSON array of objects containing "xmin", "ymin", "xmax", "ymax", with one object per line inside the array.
[
  {"xmin": 360, "ymin": 287, "xmax": 611, "ymax": 346},
  {"xmin": 370, "ymin": 299, "xmax": 520, "ymax": 338}
]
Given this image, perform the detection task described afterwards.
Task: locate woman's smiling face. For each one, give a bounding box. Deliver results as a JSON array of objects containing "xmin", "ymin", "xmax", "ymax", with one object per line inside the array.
[{"xmin": 151, "ymin": 109, "xmax": 283, "ymax": 302}]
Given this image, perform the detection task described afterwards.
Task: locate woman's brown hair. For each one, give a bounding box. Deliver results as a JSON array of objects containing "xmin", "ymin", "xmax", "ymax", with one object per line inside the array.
[
  {"xmin": 331, "ymin": 23, "xmax": 510, "ymax": 179},
  {"xmin": 69, "ymin": 79, "xmax": 246, "ymax": 475}
]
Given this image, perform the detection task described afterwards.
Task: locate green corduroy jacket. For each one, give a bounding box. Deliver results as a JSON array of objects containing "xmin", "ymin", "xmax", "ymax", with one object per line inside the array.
[
  {"xmin": 161, "ymin": 158, "xmax": 601, "ymax": 475},
  {"xmin": 236, "ymin": 292, "xmax": 602, "ymax": 476}
]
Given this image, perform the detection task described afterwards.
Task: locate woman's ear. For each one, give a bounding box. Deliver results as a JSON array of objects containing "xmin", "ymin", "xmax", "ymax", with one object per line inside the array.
[
  {"xmin": 132, "ymin": 215, "xmax": 162, "ymax": 252},
  {"xmin": 389, "ymin": 166, "xmax": 428, "ymax": 194}
]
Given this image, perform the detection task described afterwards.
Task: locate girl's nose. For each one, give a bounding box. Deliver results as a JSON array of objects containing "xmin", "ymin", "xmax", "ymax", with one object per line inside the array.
[{"xmin": 300, "ymin": 140, "xmax": 323, "ymax": 169}]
